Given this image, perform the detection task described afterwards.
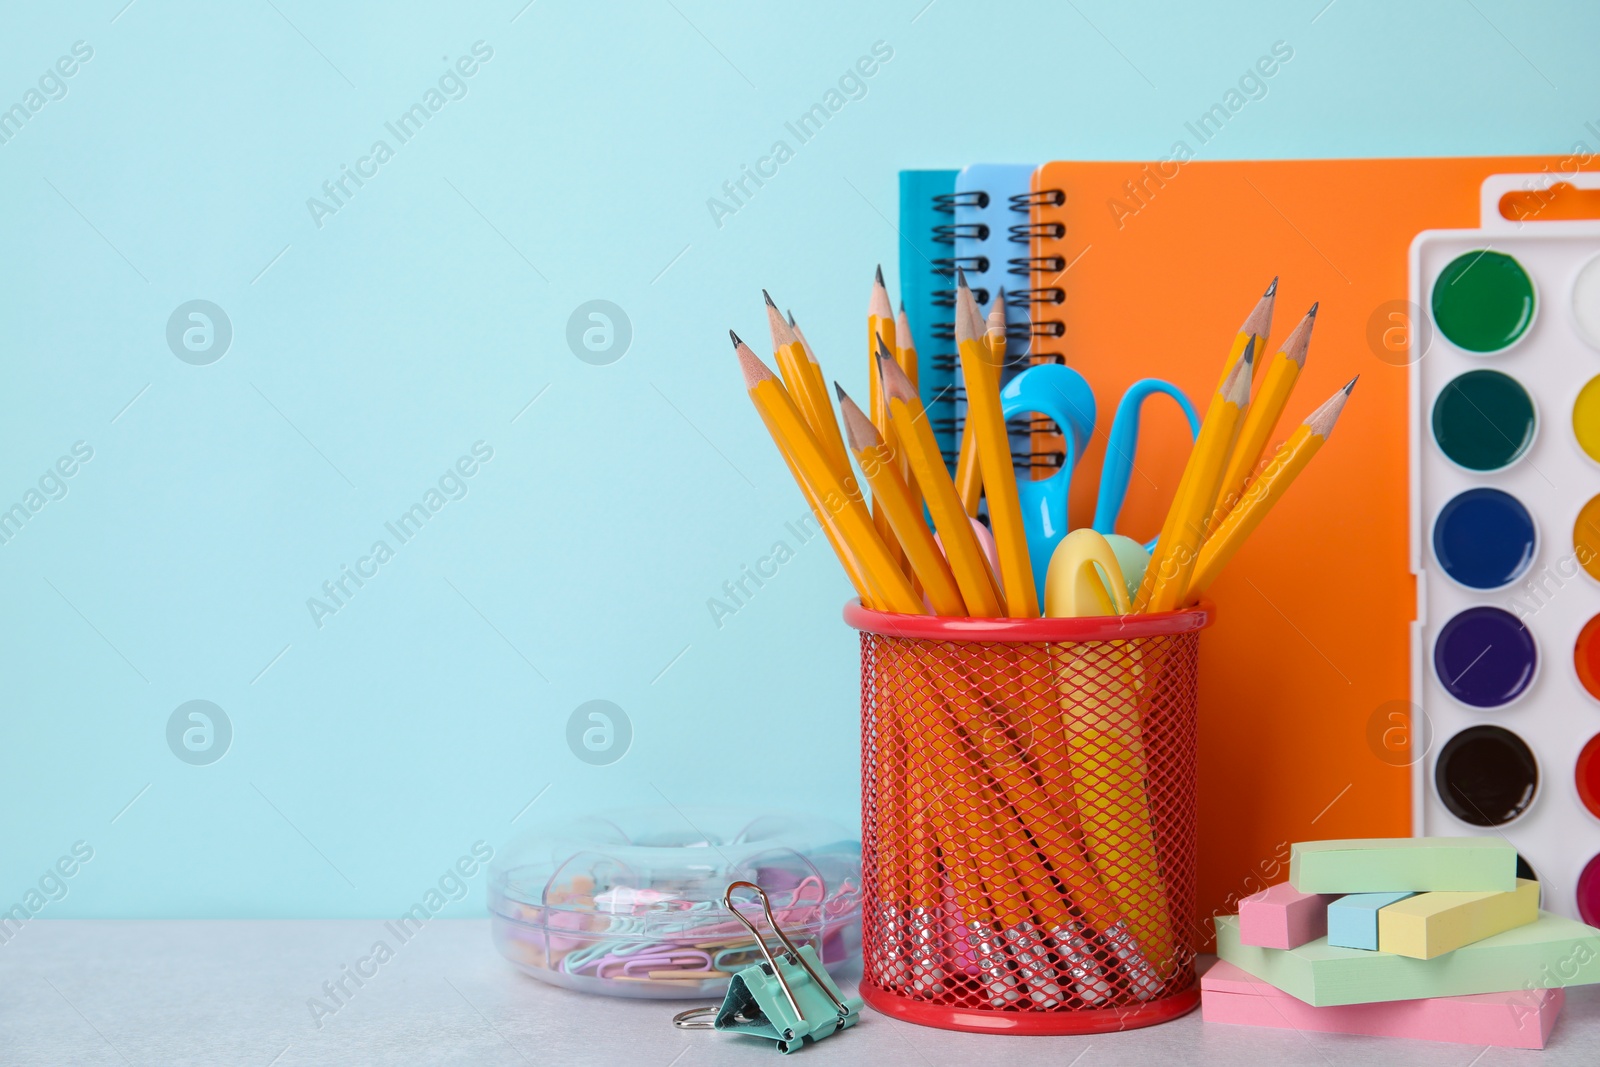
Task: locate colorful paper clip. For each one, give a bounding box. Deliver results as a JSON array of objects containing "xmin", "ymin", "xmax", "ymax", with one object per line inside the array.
[{"xmin": 673, "ymin": 880, "xmax": 862, "ymax": 1054}]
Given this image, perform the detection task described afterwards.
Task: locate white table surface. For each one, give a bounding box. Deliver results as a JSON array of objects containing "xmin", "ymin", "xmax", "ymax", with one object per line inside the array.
[{"xmin": 2, "ymin": 920, "xmax": 1596, "ymax": 1065}]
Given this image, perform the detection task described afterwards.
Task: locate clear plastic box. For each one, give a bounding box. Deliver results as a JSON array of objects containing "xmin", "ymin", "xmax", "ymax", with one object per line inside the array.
[{"xmin": 488, "ymin": 807, "xmax": 861, "ymax": 999}]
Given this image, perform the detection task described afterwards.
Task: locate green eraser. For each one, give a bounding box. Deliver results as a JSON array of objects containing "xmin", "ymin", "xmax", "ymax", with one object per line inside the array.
[
  {"xmin": 1289, "ymin": 837, "xmax": 1517, "ymax": 894},
  {"xmin": 1214, "ymin": 911, "xmax": 1600, "ymax": 1007}
]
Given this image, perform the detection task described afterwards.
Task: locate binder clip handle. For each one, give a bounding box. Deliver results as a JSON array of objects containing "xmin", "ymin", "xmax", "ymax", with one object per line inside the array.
[
  {"xmin": 723, "ymin": 880, "xmax": 849, "ymax": 1026},
  {"xmin": 671, "ymin": 880, "xmax": 862, "ymax": 1053},
  {"xmin": 671, "ymin": 1006, "xmax": 717, "ymax": 1030}
]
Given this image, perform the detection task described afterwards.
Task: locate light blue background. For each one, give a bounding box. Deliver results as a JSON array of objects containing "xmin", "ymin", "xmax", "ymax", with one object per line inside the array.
[{"xmin": 2, "ymin": 0, "xmax": 1596, "ymax": 919}]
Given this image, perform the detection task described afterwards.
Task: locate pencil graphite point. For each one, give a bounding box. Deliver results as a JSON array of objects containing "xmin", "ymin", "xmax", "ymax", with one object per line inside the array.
[
  {"xmin": 836, "ymin": 387, "xmax": 881, "ymax": 450},
  {"xmin": 735, "ymin": 341, "xmax": 777, "ymax": 388},
  {"xmin": 729, "ymin": 329, "xmax": 742, "ymax": 347},
  {"xmin": 876, "ymin": 344, "xmax": 916, "ymax": 403},
  {"xmin": 1308, "ymin": 301, "xmax": 1319, "ymax": 318},
  {"xmin": 875, "ymin": 332, "xmax": 895, "ymax": 364},
  {"xmin": 762, "ymin": 288, "xmax": 776, "ymax": 309},
  {"xmin": 1243, "ymin": 280, "xmax": 1277, "ymax": 339},
  {"xmin": 875, "ymin": 263, "xmax": 885, "ymax": 287},
  {"xmin": 1306, "ymin": 378, "xmax": 1356, "ymax": 438},
  {"xmin": 1221, "ymin": 337, "xmax": 1255, "ymax": 403},
  {"xmin": 1344, "ymin": 374, "xmax": 1359, "ymax": 394},
  {"xmin": 766, "ymin": 297, "xmax": 797, "ymax": 348},
  {"xmin": 786, "ymin": 309, "xmax": 797, "ymax": 327},
  {"xmin": 1282, "ymin": 305, "xmax": 1319, "ymax": 368},
  {"xmin": 987, "ymin": 289, "xmax": 1008, "ymax": 332},
  {"xmin": 955, "ymin": 297, "xmax": 979, "ymax": 347},
  {"xmin": 956, "ymin": 267, "xmax": 969, "ymax": 292},
  {"xmin": 869, "ymin": 268, "xmax": 893, "ymax": 320}
]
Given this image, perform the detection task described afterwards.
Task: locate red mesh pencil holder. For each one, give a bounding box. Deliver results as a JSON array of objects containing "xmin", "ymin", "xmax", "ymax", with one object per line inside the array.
[{"xmin": 844, "ymin": 601, "xmax": 1211, "ymax": 1035}]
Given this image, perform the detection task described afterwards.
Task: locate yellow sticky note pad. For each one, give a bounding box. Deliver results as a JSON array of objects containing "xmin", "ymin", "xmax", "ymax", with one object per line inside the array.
[{"xmin": 1377, "ymin": 878, "xmax": 1540, "ymax": 960}]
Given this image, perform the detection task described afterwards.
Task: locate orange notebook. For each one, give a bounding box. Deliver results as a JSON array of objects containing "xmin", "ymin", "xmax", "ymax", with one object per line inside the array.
[{"xmin": 1024, "ymin": 155, "xmax": 1588, "ymax": 945}]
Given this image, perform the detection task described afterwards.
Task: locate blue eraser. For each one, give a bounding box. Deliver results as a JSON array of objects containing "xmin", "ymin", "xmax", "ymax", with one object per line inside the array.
[{"xmin": 1326, "ymin": 892, "xmax": 1415, "ymax": 950}]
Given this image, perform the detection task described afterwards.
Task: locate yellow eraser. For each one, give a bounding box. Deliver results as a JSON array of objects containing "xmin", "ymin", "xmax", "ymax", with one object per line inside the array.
[{"xmin": 1377, "ymin": 878, "xmax": 1540, "ymax": 960}]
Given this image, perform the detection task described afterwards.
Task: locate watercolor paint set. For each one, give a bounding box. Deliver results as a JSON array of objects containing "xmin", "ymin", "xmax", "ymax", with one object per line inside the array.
[{"xmin": 1411, "ymin": 173, "xmax": 1600, "ymax": 926}]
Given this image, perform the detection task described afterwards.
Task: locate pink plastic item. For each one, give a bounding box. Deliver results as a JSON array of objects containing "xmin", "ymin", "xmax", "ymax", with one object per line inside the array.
[
  {"xmin": 1237, "ymin": 882, "xmax": 1336, "ymax": 949},
  {"xmin": 1201, "ymin": 961, "xmax": 1563, "ymax": 1049}
]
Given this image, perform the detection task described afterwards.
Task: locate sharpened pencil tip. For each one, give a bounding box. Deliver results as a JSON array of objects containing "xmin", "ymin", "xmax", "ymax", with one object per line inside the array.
[
  {"xmin": 786, "ymin": 309, "xmax": 796, "ymax": 327},
  {"xmin": 899, "ymin": 300, "xmax": 906, "ymax": 314},
  {"xmin": 1308, "ymin": 301, "xmax": 1319, "ymax": 317},
  {"xmin": 875, "ymin": 264, "xmax": 885, "ymax": 286},
  {"xmin": 1344, "ymin": 375, "xmax": 1359, "ymax": 394},
  {"xmin": 1243, "ymin": 335, "xmax": 1257, "ymax": 363},
  {"xmin": 761, "ymin": 289, "xmax": 775, "ymax": 308},
  {"xmin": 956, "ymin": 267, "xmax": 968, "ymax": 290},
  {"xmin": 875, "ymin": 332, "xmax": 893, "ymax": 361},
  {"xmin": 834, "ymin": 381, "xmax": 846, "ymax": 401},
  {"xmin": 1265, "ymin": 276, "xmax": 1278, "ymax": 296},
  {"xmin": 729, "ymin": 329, "xmax": 742, "ymax": 347}
]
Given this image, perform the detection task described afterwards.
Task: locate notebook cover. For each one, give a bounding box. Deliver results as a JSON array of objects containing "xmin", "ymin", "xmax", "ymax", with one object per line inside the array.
[
  {"xmin": 897, "ymin": 169, "xmax": 959, "ymax": 460},
  {"xmin": 1027, "ymin": 155, "xmax": 1588, "ymax": 949}
]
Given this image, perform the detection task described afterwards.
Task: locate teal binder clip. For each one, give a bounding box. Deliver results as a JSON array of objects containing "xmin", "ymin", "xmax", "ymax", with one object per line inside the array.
[{"xmin": 673, "ymin": 880, "xmax": 862, "ymax": 1054}]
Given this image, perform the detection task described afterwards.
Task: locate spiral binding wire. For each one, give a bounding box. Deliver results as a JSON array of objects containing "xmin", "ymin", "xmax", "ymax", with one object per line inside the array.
[
  {"xmin": 1010, "ymin": 221, "xmax": 1065, "ymax": 241},
  {"xmin": 1024, "ymin": 189, "xmax": 1068, "ymax": 368},
  {"xmin": 931, "ymin": 288, "xmax": 991, "ymax": 310},
  {"xmin": 1009, "ymin": 188, "xmax": 1065, "ymax": 209},
  {"xmin": 1007, "ymin": 255, "xmax": 1066, "ymax": 277},
  {"xmin": 931, "ymin": 255, "xmax": 988, "ymax": 277},
  {"xmin": 933, "ymin": 223, "xmax": 989, "ymax": 243},
  {"xmin": 935, "ymin": 448, "xmax": 1067, "ymax": 470},
  {"xmin": 932, "ymin": 183, "xmax": 1069, "ymax": 482},
  {"xmin": 934, "ymin": 190, "xmax": 989, "ymax": 210}
]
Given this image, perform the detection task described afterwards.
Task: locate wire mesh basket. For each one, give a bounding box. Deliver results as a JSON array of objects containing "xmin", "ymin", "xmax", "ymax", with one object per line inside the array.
[{"xmin": 845, "ymin": 602, "xmax": 1210, "ymax": 1034}]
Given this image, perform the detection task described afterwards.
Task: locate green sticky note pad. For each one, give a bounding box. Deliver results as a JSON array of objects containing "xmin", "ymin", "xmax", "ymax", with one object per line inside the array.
[
  {"xmin": 1289, "ymin": 837, "xmax": 1517, "ymax": 894},
  {"xmin": 1215, "ymin": 911, "xmax": 1600, "ymax": 1007}
]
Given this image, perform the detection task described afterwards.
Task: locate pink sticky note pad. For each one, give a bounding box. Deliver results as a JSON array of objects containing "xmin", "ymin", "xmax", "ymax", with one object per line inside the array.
[
  {"xmin": 1237, "ymin": 883, "xmax": 1336, "ymax": 949},
  {"xmin": 1201, "ymin": 961, "xmax": 1563, "ymax": 1049}
]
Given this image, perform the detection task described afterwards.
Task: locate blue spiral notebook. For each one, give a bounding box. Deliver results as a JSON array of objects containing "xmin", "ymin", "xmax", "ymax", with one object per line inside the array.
[{"xmin": 896, "ymin": 169, "xmax": 959, "ymax": 462}]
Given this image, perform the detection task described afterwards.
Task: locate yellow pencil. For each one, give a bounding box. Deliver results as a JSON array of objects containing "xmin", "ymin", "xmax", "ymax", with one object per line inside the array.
[
  {"xmin": 986, "ymin": 292, "xmax": 1010, "ymax": 436},
  {"xmin": 878, "ymin": 343, "xmax": 1004, "ymax": 617},
  {"xmin": 1217, "ymin": 277, "xmax": 1276, "ymax": 388},
  {"xmin": 764, "ymin": 293, "xmax": 852, "ymax": 480},
  {"xmin": 836, "ymin": 386, "xmax": 967, "ymax": 616},
  {"xmin": 1139, "ymin": 341, "xmax": 1255, "ymax": 612},
  {"xmin": 895, "ymin": 302, "xmax": 919, "ymax": 391},
  {"xmin": 867, "ymin": 267, "xmax": 905, "ymax": 561},
  {"xmin": 952, "ymin": 287, "xmax": 990, "ymax": 515},
  {"xmin": 1215, "ymin": 304, "xmax": 1317, "ymax": 519},
  {"xmin": 735, "ymin": 338, "xmax": 881, "ymax": 610},
  {"xmin": 956, "ymin": 271, "xmax": 1038, "ymax": 617},
  {"xmin": 1186, "ymin": 377, "xmax": 1356, "ymax": 599},
  {"xmin": 734, "ymin": 334, "xmax": 921, "ymax": 614}
]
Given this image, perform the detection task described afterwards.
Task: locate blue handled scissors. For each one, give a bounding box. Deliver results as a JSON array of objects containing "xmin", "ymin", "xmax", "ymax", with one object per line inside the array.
[{"xmin": 1000, "ymin": 367, "xmax": 1200, "ymax": 602}]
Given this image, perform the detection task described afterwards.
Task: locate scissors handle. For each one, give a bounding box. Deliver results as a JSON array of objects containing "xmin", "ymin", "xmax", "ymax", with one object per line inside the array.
[
  {"xmin": 1092, "ymin": 379, "xmax": 1200, "ymax": 547},
  {"xmin": 998, "ymin": 365, "xmax": 1097, "ymax": 604}
]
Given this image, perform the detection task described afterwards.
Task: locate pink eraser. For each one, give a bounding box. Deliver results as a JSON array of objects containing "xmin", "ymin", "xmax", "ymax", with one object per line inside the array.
[
  {"xmin": 1201, "ymin": 961, "xmax": 1563, "ymax": 1049},
  {"xmin": 1237, "ymin": 883, "xmax": 1336, "ymax": 949}
]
